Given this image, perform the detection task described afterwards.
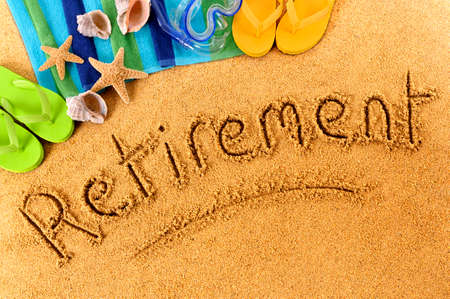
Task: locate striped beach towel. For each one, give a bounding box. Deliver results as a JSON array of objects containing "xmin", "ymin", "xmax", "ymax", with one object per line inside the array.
[{"xmin": 6, "ymin": 0, "xmax": 242, "ymax": 98}]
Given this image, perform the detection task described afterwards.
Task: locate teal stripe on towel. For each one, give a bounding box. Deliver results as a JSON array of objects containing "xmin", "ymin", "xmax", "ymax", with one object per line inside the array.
[
  {"xmin": 5, "ymin": 0, "xmax": 57, "ymax": 92},
  {"xmin": 37, "ymin": 0, "xmax": 84, "ymax": 92},
  {"xmin": 134, "ymin": 25, "xmax": 166, "ymax": 74},
  {"xmin": 81, "ymin": 0, "xmax": 115, "ymax": 63}
]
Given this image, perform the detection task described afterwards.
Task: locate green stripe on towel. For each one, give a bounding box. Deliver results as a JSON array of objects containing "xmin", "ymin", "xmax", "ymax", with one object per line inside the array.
[
  {"xmin": 22, "ymin": 0, "xmax": 79, "ymax": 98},
  {"xmin": 100, "ymin": 0, "xmax": 144, "ymax": 71}
]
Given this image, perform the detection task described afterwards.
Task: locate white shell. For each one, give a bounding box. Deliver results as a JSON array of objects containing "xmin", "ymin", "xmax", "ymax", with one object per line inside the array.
[
  {"xmin": 115, "ymin": 0, "xmax": 129, "ymax": 35},
  {"xmin": 115, "ymin": 0, "xmax": 151, "ymax": 35},
  {"xmin": 66, "ymin": 91, "xmax": 108, "ymax": 124},
  {"xmin": 77, "ymin": 10, "xmax": 112, "ymax": 40}
]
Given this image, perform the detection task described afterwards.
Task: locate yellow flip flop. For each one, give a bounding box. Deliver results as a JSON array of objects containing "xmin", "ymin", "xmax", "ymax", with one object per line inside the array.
[
  {"xmin": 276, "ymin": 0, "xmax": 335, "ymax": 55},
  {"xmin": 232, "ymin": 0, "xmax": 284, "ymax": 57}
]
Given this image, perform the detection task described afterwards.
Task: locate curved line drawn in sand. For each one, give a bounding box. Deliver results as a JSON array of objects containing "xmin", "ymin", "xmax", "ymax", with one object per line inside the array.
[
  {"xmin": 20, "ymin": 187, "xmax": 102, "ymax": 266},
  {"xmin": 133, "ymin": 181, "xmax": 365, "ymax": 259}
]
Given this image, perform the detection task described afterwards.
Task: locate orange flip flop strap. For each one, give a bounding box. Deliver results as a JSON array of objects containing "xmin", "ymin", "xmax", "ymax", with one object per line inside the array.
[
  {"xmin": 241, "ymin": 0, "xmax": 285, "ymax": 37},
  {"xmin": 286, "ymin": 0, "xmax": 332, "ymax": 33}
]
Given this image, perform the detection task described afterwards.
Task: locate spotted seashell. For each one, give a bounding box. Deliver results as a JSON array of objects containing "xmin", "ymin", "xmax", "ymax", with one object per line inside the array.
[
  {"xmin": 66, "ymin": 91, "xmax": 108, "ymax": 124},
  {"xmin": 115, "ymin": 0, "xmax": 151, "ymax": 35},
  {"xmin": 77, "ymin": 10, "xmax": 112, "ymax": 40}
]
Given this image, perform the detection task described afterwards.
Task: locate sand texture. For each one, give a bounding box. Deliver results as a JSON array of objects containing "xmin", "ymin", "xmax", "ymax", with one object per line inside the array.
[{"xmin": 0, "ymin": 0, "xmax": 449, "ymax": 297}]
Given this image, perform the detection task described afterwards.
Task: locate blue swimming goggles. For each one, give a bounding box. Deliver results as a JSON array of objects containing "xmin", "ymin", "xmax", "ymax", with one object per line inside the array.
[{"xmin": 152, "ymin": 0, "xmax": 242, "ymax": 54}]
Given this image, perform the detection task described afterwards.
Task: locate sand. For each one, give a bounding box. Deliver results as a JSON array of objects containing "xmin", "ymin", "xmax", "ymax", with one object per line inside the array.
[{"xmin": 0, "ymin": 0, "xmax": 448, "ymax": 297}]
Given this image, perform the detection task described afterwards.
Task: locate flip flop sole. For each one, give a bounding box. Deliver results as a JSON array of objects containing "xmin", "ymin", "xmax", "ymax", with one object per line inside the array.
[
  {"xmin": 232, "ymin": 0, "xmax": 278, "ymax": 57},
  {"xmin": 276, "ymin": 0, "xmax": 335, "ymax": 55},
  {"xmin": 0, "ymin": 114, "xmax": 44, "ymax": 173}
]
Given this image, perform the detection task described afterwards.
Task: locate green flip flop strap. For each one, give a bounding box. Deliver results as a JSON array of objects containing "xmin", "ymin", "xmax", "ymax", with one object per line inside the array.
[
  {"xmin": 0, "ymin": 112, "xmax": 19, "ymax": 155},
  {"xmin": 1, "ymin": 80, "xmax": 52, "ymax": 124}
]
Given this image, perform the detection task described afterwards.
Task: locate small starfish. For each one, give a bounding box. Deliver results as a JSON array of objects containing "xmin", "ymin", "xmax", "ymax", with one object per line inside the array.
[
  {"xmin": 39, "ymin": 35, "xmax": 84, "ymax": 80},
  {"xmin": 88, "ymin": 48, "xmax": 148, "ymax": 104}
]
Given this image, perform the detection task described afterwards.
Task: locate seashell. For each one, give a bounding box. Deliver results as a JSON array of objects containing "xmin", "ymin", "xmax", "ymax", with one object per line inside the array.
[
  {"xmin": 115, "ymin": 0, "xmax": 129, "ymax": 35},
  {"xmin": 116, "ymin": 0, "xmax": 151, "ymax": 35},
  {"xmin": 77, "ymin": 10, "xmax": 112, "ymax": 40},
  {"xmin": 66, "ymin": 91, "xmax": 108, "ymax": 124},
  {"xmin": 127, "ymin": 0, "xmax": 151, "ymax": 33}
]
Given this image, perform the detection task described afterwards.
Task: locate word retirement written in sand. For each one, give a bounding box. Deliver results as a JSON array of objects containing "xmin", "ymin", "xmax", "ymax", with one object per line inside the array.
[{"xmin": 20, "ymin": 72, "xmax": 437, "ymax": 265}]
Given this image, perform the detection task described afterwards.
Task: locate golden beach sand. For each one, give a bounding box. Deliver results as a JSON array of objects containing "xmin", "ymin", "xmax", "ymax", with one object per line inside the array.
[{"xmin": 0, "ymin": 0, "xmax": 448, "ymax": 297}]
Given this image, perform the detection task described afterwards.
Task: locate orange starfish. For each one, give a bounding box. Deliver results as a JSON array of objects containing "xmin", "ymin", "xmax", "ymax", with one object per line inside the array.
[
  {"xmin": 88, "ymin": 48, "xmax": 148, "ymax": 104},
  {"xmin": 39, "ymin": 35, "xmax": 84, "ymax": 80}
]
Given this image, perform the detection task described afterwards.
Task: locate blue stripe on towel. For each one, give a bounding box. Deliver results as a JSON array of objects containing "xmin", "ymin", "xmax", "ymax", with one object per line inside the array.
[
  {"xmin": 5, "ymin": 0, "xmax": 57, "ymax": 92},
  {"xmin": 37, "ymin": 0, "xmax": 83, "ymax": 92},
  {"xmin": 148, "ymin": 0, "xmax": 176, "ymax": 68},
  {"xmin": 81, "ymin": 0, "xmax": 115, "ymax": 64},
  {"xmin": 61, "ymin": 0, "xmax": 101, "ymax": 91}
]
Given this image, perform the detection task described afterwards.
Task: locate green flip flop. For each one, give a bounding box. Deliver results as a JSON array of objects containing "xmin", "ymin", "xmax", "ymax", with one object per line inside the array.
[
  {"xmin": 0, "ymin": 110, "xmax": 44, "ymax": 173},
  {"xmin": 0, "ymin": 66, "xmax": 74, "ymax": 143}
]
